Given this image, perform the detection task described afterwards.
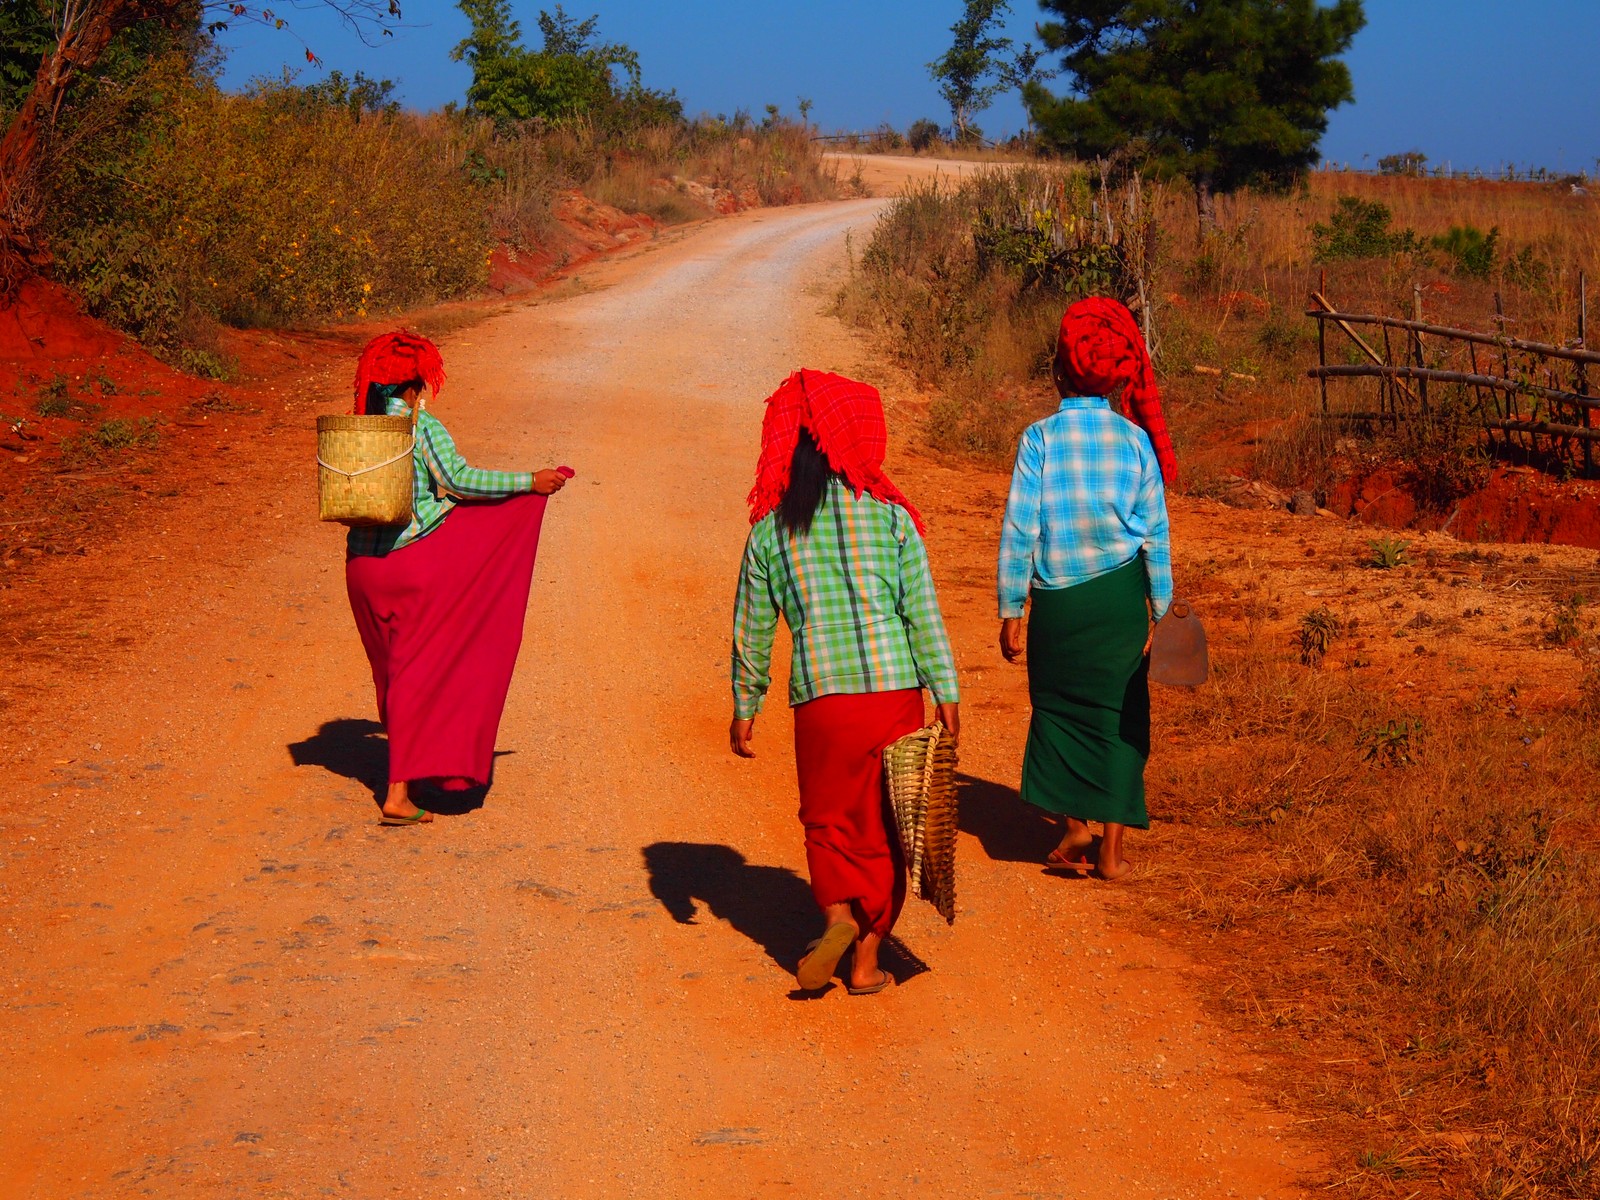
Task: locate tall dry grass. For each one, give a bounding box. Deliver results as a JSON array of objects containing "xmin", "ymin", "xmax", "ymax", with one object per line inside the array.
[
  {"xmin": 838, "ymin": 164, "xmax": 1154, "ymax": 457},
  {"xmin": 1144, "ymin": 571, "xmax": 1600, "ymax": 1197}
]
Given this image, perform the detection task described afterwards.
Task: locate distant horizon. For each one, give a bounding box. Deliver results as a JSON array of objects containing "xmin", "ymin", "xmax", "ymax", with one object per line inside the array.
[{"xmin": 213, "ymin": 1, "xmax": 1598, "ymax": 178}]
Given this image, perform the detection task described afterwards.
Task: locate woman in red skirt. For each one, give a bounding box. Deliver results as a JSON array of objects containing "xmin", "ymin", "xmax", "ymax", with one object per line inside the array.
[
  {"xmin": 343, "ymin": 331, "xmax": 570, "ymax": 825},
  {"xmin": 730, "ymin": 369, "xmax": 960, "ymax": 994}
]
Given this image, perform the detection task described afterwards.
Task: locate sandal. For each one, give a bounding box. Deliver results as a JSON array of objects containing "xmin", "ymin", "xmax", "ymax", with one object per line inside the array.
[
  {"xmin": 846, "ymin": 970, "xmax": 892, "ymax": 996},
  {"xmin": 379, "ymin": 808, "xmax": 434, "ymax": 826},
  {"xmin": 796, "ymin": 922, "xmax": 855, "ymax": 990}
]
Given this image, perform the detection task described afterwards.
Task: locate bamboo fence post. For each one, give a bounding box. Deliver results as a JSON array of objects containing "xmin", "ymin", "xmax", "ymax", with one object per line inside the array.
[
  {"xmin": 1579, "ymin": 272, "xmax": 1592, "ymax": 476},
  {"xmin": 1316, "ymin": 272, "xmax": 1328, "ymax": 415},
  {"xmin": 1494, "ymin": 291, "xmax": 1520, "ymax": 453},
  {"xmin": 1412, "ymin": 284, "xmax": 1429, "ymax": 418}
]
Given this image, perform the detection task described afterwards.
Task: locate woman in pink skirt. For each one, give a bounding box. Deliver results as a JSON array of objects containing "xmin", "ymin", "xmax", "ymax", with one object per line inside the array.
[{"xmin": 343, "ymin": 331, "xmax": 569, "ymax": 825}]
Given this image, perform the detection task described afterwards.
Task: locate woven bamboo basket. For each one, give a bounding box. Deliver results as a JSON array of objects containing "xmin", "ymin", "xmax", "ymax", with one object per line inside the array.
[
  {"xmin": 883, "ymin": 720, "xmax": 960, "ymax": 924},
  {"xmin": 316, "ymin": 414, "xmax": 415, "ymax": 526}
]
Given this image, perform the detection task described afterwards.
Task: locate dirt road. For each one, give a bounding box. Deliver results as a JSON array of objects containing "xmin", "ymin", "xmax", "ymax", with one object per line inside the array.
[{"xmin": 1, "ymin": 200, "xmax": 1316, "ymax": 1197}]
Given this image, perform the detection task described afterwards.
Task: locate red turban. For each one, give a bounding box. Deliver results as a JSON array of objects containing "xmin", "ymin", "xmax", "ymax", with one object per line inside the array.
[
  {"xmin": 351, "ymin": 330, "xmax": 446, "ymax": 414},
  {"xmin": 748, "ymin": 369, "xmax": 926, "ymax": 534},
  {"xmin": 1057, "ymin": 297, "xmax": 1177, "ymax": 484}
]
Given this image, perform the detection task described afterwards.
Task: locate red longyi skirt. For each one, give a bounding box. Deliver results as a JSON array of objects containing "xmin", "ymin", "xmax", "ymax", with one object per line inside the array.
[
  {"xmin": 345, "ymin": 493, "xmax": 547, "ymax": 786},
  {"xmin": 793, "ymin": 688, "xmax": 924, "ymax": 938}
]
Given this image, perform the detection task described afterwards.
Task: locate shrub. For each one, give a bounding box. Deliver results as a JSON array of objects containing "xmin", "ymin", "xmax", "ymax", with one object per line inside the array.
[
  {"xmin": 907, "ymin": 118, "xmax": 942, "ymax": 153},
  {"xmin": 43, "ymin": 57, "xmax": 499, "ymax": 352},
  {"xmin": 1311, "ymin": 195, "xmax": 1421, "ymax": 261},
  {"xmin": 1431, "ymin": 223, "xmax": 1499, "ymax": 279},
  {"xmin": 1377, "ymin": 149, "xmax": 1427, "ymax": 177},
  {"xmin": 840, "ymin": 165, "xmax": 1155, "ymax": 455}
]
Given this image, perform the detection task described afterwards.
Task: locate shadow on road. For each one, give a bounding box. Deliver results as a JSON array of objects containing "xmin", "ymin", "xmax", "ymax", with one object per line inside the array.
[
  {"xmin": 642, "ymin": 842, "xmax": 932, "ymax": 992},
  {"xmin": 956, "ymin": 771, "xmax": 1060, "ymax": 864},
  {"xmin": 287, "ymin": 717, "xmax": 507, "ymax": 816}
]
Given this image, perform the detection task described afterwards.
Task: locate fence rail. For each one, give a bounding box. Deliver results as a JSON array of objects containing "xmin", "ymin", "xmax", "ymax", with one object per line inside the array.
[{"xmin": 1307, "ymin": 275, "xmax": 1595, "ymax": 475}]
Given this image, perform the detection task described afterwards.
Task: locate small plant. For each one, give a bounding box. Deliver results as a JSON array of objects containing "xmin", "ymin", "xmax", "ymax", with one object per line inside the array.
[
  {"xmin": 35, "ymin": 375, "xmax": 72, "ymax": 418},
  {"xmin": 1311, "ymin": 196, "xmax": 1420, "ymax": 262},
  {"xmin": 59, "ymin": 416, "xmax": 164, "ymax": 467},
  {"xmin": 1358, "ymin": 717, "xmax": 1424, "ymax": 767},
  {"xmin": 1368, "ymin": 536, "xmax": 1412, "ymax": 569},
  {"xmin": 1549, "ymin": 593, "xmax": 1586, "ymax": 647},
  {"xmin": 1295, "ymin": 606, "xmax": 1344, "ymax": 668},
  {"xmin": 1431, "ymin": 223, "xmax": 1499, "ymax": 279}
]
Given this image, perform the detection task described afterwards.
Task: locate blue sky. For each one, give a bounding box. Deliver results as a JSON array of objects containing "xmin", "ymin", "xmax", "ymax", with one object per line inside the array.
[{"xmin": 217, "ymin": 1, "xmax": 1599, "ymax": 175}]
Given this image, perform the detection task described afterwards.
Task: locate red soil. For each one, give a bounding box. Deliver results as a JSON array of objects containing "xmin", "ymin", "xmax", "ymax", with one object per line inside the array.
[{"xmin": 1327, "ymin": 465, "xmax": 1600, "ymax": 549}]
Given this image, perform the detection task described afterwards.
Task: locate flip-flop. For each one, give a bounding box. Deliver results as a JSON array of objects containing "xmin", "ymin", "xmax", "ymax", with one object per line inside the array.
[
  {"xmin": 847, "ymin": 970, "xmax": 892, "ymax": 996},
  {"xmin": 1044, "ymin": 849, "xmax": 1096, "ymax": 872},
  {"xmin": 379, "ymin": 809, "xmax": 433, "ymax": 826},
  {"xmin": 796, "ymin": 922, "xmax": 855, "ymax": 990}
]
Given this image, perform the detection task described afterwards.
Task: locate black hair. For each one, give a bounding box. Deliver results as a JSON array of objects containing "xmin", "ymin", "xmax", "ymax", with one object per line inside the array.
[
  {"xmin": 777, "ymin": 429, "xmax": 839, "ymax": 537},
  {"xmin": 363, "ymin": 379, "xmax": 422, "ymax": 415}
]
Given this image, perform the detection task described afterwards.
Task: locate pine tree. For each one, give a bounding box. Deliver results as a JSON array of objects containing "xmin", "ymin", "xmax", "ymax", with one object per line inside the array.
[{"xmin": 1027, "ymin": 0, "xmax": 1365, "ymax": 234}]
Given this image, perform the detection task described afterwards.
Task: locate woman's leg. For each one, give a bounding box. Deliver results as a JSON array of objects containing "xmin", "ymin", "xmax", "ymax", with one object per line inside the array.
[
  {"xmin": 1096, "ymin": 822, "xmax": 1131, "ymax": 879},
  {"xmin": 380, "ymin": 778, "xmax": 432, "ymax": 822},
  {"xmin": 1048, "ymin": 816, "xmax": 1096, "ymax": 869}
]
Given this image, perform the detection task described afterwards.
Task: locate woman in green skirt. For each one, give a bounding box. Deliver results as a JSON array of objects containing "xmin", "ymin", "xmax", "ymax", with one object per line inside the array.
[{"xmin": 997, "ymin": 298, "xmax": 1176, "ymax": 880}]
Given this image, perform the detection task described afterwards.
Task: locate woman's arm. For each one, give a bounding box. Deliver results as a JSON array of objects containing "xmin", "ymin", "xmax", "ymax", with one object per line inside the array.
[
  {"xmin": 896, "ymin": 519, "xmax": 961, "ymax": 709},
  {"xmin": 731, "ymin": 525, "xmax": 779, "ymax": 727},
  {"xmin": 416, "ymin": 412, "xmax": 534, "ymax": 498},
  {"xmin": 997, "ymin": 425, "xmax": 1044, "ymax": 620},
  {"xmin": 1136, "ymin": 449, "xmax": 1174, "ymax": 620}
]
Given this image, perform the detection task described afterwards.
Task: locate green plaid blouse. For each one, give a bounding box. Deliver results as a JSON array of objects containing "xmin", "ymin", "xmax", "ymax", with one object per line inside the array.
[
  {"xmin": 731, "ymin": 479, "xmax": 960, "ymax": 720},
  {"xmin": 347, "ymin": 398, "xmax": 533, "ymax": 557}
]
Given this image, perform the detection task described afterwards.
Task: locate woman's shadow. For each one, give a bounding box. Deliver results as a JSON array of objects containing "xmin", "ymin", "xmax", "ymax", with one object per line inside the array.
[
  {"xmin": 642, "ymin": 842, "xmax": 930, "ymax": 992},
  {"xmin": 286, "ymin": 717, "xmax": 504, "ymax": 816},
  {"xmin": 956, "ymin": 772, "xmax": 1062, "ymax": 864}
]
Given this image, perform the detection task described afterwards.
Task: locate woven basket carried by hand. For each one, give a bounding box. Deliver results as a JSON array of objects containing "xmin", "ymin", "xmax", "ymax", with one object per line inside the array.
[
  {"xmin": 883, "ymin": 721, "xmax": 959, "ymax": 924},
  {"xmin": 316, "ymin": 414, "xmax": 415, "ymax": 526}
]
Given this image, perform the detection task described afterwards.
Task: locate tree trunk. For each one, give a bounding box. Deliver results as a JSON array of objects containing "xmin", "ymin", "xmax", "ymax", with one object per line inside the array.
[
  {"xmin": 0, "ymin": 1, "xmax": 173, "ymax": 294},
  {"xmin": 1194, "ymin": 175, "xmax": 1217, "ymax": 243}
]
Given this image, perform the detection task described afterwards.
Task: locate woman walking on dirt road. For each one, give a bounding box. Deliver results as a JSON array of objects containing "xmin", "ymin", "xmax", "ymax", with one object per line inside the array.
[
  {"xmin": 344, "ymin": 331, "xmax": 570, "ymax": 825},
  {"xmin": 730, "ymin": 369, "xmax": 960, "ymax": 995},
  {"xmin": 997, "ymin": 298, "xmax": 1175, "ymax": 880}
]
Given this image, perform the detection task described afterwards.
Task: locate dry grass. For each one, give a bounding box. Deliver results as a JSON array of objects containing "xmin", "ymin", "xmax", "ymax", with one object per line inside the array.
[{"xmin": 1135, "ymin": 547, "xmax": 1600, "ymax": 1197}]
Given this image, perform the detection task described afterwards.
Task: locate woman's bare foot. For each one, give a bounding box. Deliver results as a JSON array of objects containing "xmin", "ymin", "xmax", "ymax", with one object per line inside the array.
[
  {"xmin": 1095, "ymin": 856, "xmax": 1134, "ymax": 881},
  {"xmin": 380, "ymin": 779, "xmax": 432, "ymax": 823},
  {"xmin": 1095, "ymin": 822, "xmax": 1130, "ymax": 880},
  {"xmin": 1046, "ymin": 818, "xmax": 1095, "ymax": 870},
  {"xmin": 849, "ymin": 930, "xmax": 888, "ymax": 991}
]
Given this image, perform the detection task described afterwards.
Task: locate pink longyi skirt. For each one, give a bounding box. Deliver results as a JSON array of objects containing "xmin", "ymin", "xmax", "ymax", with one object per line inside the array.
[{"xmin": 345, "ymin": 493, "xmax": 547, "ymax": 786}]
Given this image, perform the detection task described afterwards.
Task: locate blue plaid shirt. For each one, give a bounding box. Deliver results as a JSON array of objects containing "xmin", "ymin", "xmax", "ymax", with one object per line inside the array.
[{"xmin": 997, "ymin": 396, "xmax": 1173, "ymax": 620}]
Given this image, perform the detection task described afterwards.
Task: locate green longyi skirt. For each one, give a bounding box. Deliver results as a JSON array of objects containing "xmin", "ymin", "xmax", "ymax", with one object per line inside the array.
[{"xmin": 1021, "ymin": 556, "xmax": 1151, "ymax": 828}]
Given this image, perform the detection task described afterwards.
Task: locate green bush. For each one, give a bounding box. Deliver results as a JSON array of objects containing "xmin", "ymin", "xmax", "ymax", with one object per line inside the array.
[
  {"xmin": 1311, "ymin": 195, "xmax": 1421, "ymax": 262},
  {"xmin": 841, "ymin": 165, "xmax": 1150, "ymax": 457},
  {"xmin": 907, "ymin": 119, "xmax": 942, "ymax": 153},
  {"xmin": 42, "ymin": 56, "xmax": 507, "ymax": 354},
  {"xmin": 1431, "ymin": 223, "xmax": 1499, "ymax": 279}
]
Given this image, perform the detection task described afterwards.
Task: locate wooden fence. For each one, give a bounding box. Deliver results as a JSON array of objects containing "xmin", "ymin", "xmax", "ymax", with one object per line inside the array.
[{"xmin": 1307, "ymin": 274, "xmax": 1599, "ymax": 477}]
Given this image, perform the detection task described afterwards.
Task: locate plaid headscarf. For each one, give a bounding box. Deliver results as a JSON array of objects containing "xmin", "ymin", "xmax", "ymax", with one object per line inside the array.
[
  {"xmin": 1057, "ymin": 297, "xmax": 1177, "ymax": 484},
  {"xmin": 351, "ymin": 330, "xmax": 446, "ymax": 414},
  {"xmin": 748, "ymin": 369, "xmax": 926, "ymax": 534}
]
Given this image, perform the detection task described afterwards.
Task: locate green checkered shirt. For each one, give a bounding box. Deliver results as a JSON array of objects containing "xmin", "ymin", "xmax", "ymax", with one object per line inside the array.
[
  {"xmin": 347, "ymin": 398, "xmax": 533, "ymax": 557},
  {"xmin": 731, "ymin": 479, "xmax": 960, "ymax": 719}
]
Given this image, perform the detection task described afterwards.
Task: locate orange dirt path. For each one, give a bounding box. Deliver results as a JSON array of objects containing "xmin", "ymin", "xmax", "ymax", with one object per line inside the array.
[{"xmin": 3, "ymin": 200, "xmax": 1329, "ymax": 1198}]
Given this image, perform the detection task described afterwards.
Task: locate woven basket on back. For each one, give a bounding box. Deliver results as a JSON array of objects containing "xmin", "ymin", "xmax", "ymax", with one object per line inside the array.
[
  {"xmin": 316, "ymin": 413, "xmax": 415, "ymax": 526},
  {"xmin": 883, "ymin": 720, "xmax": 959, "ymax": 924}
]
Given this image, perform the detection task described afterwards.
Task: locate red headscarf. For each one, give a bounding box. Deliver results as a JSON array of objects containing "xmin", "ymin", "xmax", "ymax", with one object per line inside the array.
[
  {"xmin": 1057, "ymin": 297, "xmax": 1177, "ymax": 484},
  {"xmin": 747, "ymin": 369, "xmax": 926, "ymax": 534},
  {"xmin": 351, "ymin": 330, "xmax": 446, "ymax": 414}
]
